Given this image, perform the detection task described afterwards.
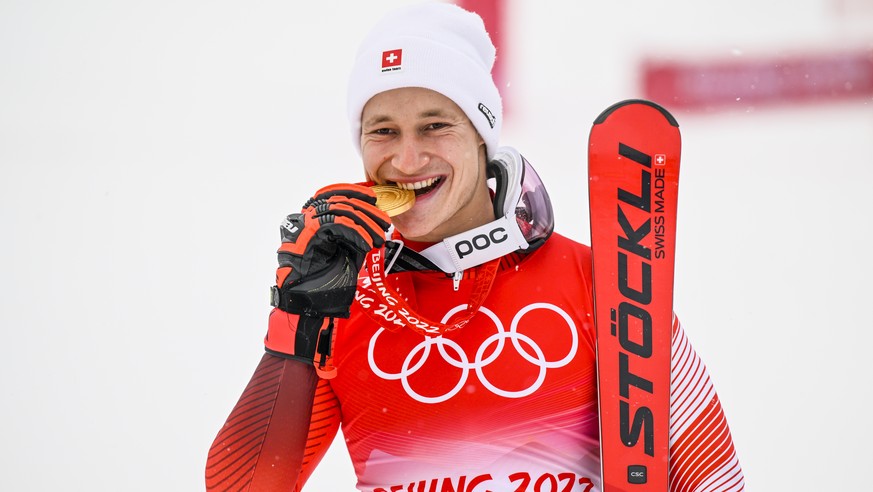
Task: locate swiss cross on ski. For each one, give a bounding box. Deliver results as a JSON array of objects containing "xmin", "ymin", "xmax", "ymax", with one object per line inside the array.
[{"xmin": 588, "ymin": 99, "xmax": 681, "ymax": 491}]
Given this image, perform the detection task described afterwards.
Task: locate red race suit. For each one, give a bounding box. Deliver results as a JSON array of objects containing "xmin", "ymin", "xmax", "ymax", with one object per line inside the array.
[{"xmin": 206, "ymin": 233, "xmax": 745, "ymax": 491}]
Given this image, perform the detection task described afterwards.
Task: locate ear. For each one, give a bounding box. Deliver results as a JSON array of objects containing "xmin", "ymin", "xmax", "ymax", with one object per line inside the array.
[
  {"xmin": 478, "ymin": 142, "xmax": 489, "ymax": 171},
  {"xmin": 476, "ymin": 132, "xmax": 487, "ymax": 162}
]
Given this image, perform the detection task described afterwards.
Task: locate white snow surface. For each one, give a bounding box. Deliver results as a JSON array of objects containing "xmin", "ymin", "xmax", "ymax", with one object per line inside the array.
[{"xmin": 1, "ymin": 0, "xmax": 871, "ymax": 490}]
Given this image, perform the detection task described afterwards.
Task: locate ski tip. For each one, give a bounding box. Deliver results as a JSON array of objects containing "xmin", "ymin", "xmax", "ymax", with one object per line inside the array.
[{"xmin": 592, "ymin": 99, "xmax": 679, "ymax": 127}]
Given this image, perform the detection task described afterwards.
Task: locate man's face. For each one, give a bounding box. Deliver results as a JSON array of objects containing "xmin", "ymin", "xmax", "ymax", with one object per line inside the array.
[{"xmin": 361, "ymin": 87, "xmax": 494, "ymax": 243}]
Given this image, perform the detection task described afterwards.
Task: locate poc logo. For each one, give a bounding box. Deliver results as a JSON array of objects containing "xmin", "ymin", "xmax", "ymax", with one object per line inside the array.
[{"xmin": 455, "ymin": 227, "xmax": 508, "ymax": 259}]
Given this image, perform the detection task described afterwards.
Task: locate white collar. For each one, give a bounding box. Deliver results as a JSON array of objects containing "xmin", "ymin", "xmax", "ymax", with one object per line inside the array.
[{"xmin": 405, "ymin": 214, "xmax": 529, "ymax": 274}]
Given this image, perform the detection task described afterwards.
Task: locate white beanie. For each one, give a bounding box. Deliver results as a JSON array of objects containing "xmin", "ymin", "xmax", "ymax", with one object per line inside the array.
[{"xmin": 346, "ymin": 2, "xmax": 503, "ymax": 160}]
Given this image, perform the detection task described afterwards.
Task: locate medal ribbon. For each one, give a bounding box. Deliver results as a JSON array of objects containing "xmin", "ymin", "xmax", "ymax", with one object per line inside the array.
[{"xmin": 356, "ymin": 247, "xmax": 499, "ymax": 337}]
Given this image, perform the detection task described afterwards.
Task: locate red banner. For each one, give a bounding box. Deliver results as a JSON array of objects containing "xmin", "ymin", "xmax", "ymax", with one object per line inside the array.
[
  {"xmin": 456, "ymin": 0, "xmax": 510, "ymax": 115},
  {"xmin": 643, "ymin": 50, "xmax": 873, "ymax": 110}
]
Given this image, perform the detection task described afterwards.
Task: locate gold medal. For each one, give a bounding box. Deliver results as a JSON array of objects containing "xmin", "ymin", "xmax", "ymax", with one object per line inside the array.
[{"xmin": 372, "ymin": 185, "xmax": 415, "ymax": 217}]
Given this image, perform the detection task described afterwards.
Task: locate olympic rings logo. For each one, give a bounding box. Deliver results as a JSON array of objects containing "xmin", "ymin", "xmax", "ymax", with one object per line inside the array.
[{"xmin": 367, "ymin": 303, "xmax": 578, "ymax": 404}]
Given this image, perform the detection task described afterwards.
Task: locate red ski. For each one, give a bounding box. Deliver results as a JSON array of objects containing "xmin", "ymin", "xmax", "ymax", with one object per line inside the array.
[{"xmin": 588, "ymin": 100, "xmax": 681, "ymax": 491}]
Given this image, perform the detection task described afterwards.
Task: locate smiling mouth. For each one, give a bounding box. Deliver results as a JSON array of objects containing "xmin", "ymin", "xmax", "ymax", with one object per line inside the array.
[{"xmin": 394, "ymin": 177, "xmax": 443, "ymax": 196}]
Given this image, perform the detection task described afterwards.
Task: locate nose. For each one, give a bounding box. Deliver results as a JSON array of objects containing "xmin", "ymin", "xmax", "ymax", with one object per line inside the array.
[{"xmin": 391, "ymin": 134, "xmax": 430, "ymax": 174}]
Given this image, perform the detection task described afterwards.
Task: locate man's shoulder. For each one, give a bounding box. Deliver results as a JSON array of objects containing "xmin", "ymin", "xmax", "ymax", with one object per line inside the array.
[
  {"xmin": 541, "ymin": 231, "xmax": 592, "ymax": 257},
  {"xmin": 516, "ymin": 230, "xmax": 592, "ymax": 274}
]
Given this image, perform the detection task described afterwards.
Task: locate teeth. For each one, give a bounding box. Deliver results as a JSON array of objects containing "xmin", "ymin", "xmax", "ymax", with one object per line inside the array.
[{"xmin": 397, "ymin": 177, "xmax": 438, "ymax": 190}]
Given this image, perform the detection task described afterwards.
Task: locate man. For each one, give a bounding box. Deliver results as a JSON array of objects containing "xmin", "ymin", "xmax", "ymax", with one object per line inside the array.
[{"xmin": 206, "ymin": 3, "xmax": 745, "ymax": 491}]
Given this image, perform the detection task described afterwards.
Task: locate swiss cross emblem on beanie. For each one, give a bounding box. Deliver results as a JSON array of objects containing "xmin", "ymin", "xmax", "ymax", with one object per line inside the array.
[
  {"xmin": 347, "ymin": 3, "xmax": 503, "ymax": 160},
  {"xmin": 381, "ymin": 49, "xmax": 403, "ymax": 71}
]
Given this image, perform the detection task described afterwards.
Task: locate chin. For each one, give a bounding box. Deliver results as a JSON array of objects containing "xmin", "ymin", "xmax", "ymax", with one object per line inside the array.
[{"xmin": 393, "ymin": 213, "xmax": 437, "ymax": 242}]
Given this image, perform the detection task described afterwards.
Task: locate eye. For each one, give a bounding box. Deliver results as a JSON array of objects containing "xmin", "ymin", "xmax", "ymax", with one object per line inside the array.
[{"xmin": 425, "ymin": 122, "xmax": 449, "ymax": 131}]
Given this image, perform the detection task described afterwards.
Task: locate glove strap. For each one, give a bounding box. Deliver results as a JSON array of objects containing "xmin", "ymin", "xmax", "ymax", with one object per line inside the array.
[
  {"xmin": 314, "ymin": 317, "xmax": 338, "ymax": 379},
  {"xmin": 270, "ymin": 258, "xmax": 358, "ymax": 318}
]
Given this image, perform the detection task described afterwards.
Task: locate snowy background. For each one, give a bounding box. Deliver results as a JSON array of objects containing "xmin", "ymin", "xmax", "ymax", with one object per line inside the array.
[{"xmin": 2, "ymin": 0, "xmax": 871, "ymax": 490}]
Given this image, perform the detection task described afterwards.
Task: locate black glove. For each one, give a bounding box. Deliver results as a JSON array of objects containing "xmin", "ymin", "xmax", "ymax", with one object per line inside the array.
[{"xmin": 270, "ymin": 183, "xmax": 390, "ymax": 318}]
